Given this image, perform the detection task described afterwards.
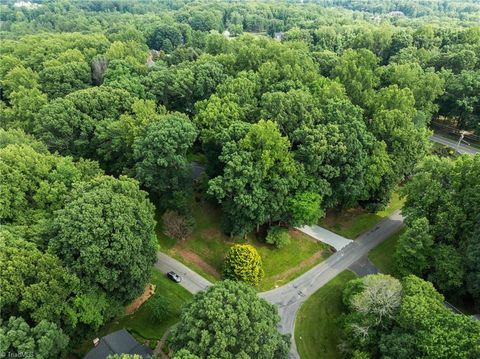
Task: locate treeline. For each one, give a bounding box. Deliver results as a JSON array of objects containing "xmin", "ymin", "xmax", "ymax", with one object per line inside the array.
[
  {"xmin": 315, "ymin": 0, "xmax": 480, "ymax": 18},
  {"xmin": 0, "ymin": 129, "xmax": 158, "ymax": 357},
  {"xmin": 0, "ymin": 0, "xmax": 479, "ymax": 357},
  {"xmin": 340, "ymin": 274, "xmax": 480, "ymax": 358},
  {"xmin": 340, "ymin": 153, "xmax": 480, "ymax": 359},
  {"xmin": 394, "ymin": 155, "xmax": 480, "ymax": 309}
]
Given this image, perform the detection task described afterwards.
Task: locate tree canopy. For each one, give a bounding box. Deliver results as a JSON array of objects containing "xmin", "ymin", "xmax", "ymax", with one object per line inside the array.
[
  {"xmin": 342, "ymin": 274, "xmax": 480, "ymax": 359},
  {"xmin": 170, "ymin": 280, "xmax": 289, "ymax": 358},
  {"xmin": 397, "ymin": 155, "xmax": 480, "ymax": 303},
  {"xmin": 1, "ymin": 0, "xmax": 479, "ymax": 355},
  {"xmin": 50, "ymin": 175, "xmax": 157, "ymax": 302}
]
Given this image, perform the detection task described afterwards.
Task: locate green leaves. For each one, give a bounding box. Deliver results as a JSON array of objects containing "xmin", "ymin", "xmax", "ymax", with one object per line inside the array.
[
  {"xmin": 35, "ymin": 86, "xmax": 135, "ymax": 159},
  {"xmin": 343, "ymin": 274, "xmax": 480, "ymax": 359},
  {"xmin": 50, "ymin": 175, "xmax": 157, "ymax": 303},
  {"xmin": 0, "ymin": 232, "xmax": 79, "ymax": 325},
  {"xmin": 332, "ymin": 49, "xmax": 379, "ymax": 108},
  {"xmin": 400, "ymin": 155, "xmax": 480, "ymax": 300},
  {"xmin": 0, "ymin": 317, "xmax": 69, "ymax": 359},
  {"xmin": 223, "ymin": 244, "xmax": 264, "ymax": 285},
  {"xmin": 265, "ymin": 227, "xmax": 291, "ymax": 249},
  {"xmin": 133, "ymin": 113, "xmax": 197, "ymax": 206},
  {"xmin": 170, "ymin": 280, "xmax": 289, "ymax": 358},
  {"xmin": 394, "ymin": 218, "xmax": 433, "ymax": 278},
  {"xmin": 287, "ymin": 192, "xmax": 323, "ymax": 227},
  {"xmin": 209, "ymin": 120, "xmax": 300, "ymax": 235}
]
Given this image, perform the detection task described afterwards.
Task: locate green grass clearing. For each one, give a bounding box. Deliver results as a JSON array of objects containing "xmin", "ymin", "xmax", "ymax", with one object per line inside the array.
[
  {"xmin": 157, "ymin": 199, "xmax": 333, "ymax": 291},
  {"xmin": 319, "ymin": 192, "xmax": 404, "ymax": 239},
  {"xmin": 257, "ymin": 230, "xmax": 332, "ymax": 290},
  {"xmin": 368, "ymin": 228, "xmax": 404, "ymax": 275},
  {"xmin": 295, "ymin": 270, "xmax": 357, "ymax": 359},
  {"xmin": 74, "ymin": 268, "xmax": 192, "ymax": 358}
]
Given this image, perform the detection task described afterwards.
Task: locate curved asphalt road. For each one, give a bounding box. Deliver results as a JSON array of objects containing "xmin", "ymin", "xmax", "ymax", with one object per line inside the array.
[{"xmin": 154, "ymin": 133, "xmax": 476, "ymax": 358}]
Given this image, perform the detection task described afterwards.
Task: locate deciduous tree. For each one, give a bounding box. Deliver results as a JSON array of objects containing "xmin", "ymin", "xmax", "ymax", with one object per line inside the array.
[
  {"xmin": 133, "ymin": 114, "xmax": 197, "ymax": 207},
  {"xmin": 170, "ymin": 280, "xmax": 289, "ymax": 358},
  {"xmin": 0, "ymin": 317, "xmax": 69, "ymax": 359},
  {"xmin": 394, "ymin": 218, "xmax": 433, "ymax": 277},
  {"xmin": 49, "ymin": 176, "xmax": 157, "ymax": 303}
]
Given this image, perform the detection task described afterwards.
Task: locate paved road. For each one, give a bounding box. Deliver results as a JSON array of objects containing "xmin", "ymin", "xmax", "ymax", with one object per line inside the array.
[
  {"xmin": 260, "ymin": 211, "xmax": 404, "ymax": 358},
  {"xmin": 430, "ymin": 133, "xmax": 479, "ymax": 155},
  {"xmin": 155, "ymin": 252, "xmax": 212, "ymax": 294},
  {"xmin": 296, "ymin": 224, "xmax": 352, "ymax": 251},
  {"xmin": 348, "ymin": 255, "xmax": 379, "ymax": 276}
]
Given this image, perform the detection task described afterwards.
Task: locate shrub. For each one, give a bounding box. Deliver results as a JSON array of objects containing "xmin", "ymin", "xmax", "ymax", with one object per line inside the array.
[
  {"xmin": 266, "ymin": 227, "xmax": 291, "ymax": 249},
  {"xmin": 162, "ymin": 211, "xmax": 194, "ymax": 241},
  {"xmin": 223, "ymin": 244, "xmax": 264, "ymax": 286},
  {"xmin": 145, "ymin": 295, "xmax": 172, "ymax": 322}
]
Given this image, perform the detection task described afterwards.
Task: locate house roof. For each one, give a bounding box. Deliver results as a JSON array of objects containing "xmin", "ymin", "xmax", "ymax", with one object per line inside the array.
[{"xmin": 84, "ymin": 329, "xmax": 153, "ymax": 359}]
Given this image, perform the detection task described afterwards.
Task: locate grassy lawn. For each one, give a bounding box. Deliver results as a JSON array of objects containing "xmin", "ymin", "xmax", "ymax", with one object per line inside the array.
[
  {"xmin": 368, "ymin": 228, "xmax": 404, "ymax": 275},
  {"xmin": 74, "ymin": 269, "xmax": 192, "ymax": 357},
  {"xmin": 257, "ymin": 230, "xmax": 332, "ymax": 290},
  {"xmin": 319, "ymin": 192, "xmax": 404, "ymax": 239},
  {"xmin": 157, "ymin": 199, "xmax": 333, "ymax": 291},
  {"xmin": 295, "ymin": 270, "xmax": 357, "ymax": 359}
]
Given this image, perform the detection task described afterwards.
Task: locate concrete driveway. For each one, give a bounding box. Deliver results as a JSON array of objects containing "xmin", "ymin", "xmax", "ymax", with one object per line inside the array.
[
  {"xmin": 296, "ymin": 224, "xmax": 353, "ymax": 250},
  {"xmin": 261, "ymin": 210, "xmax": 404, "ymax": 358}
]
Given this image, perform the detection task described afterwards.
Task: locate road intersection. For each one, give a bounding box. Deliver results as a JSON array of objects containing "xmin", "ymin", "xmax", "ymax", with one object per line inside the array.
[{"xmin": 155, "ymin": 211, "xmax": 404, "ymax": 358}]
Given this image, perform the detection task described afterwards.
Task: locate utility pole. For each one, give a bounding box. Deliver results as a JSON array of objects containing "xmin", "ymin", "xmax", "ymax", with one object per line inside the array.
[{"xmin": 455, "ymin": 131, "xmax": 465, "ymax": 152}]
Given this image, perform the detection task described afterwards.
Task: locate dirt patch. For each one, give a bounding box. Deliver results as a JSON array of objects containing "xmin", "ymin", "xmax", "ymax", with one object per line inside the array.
[
  {"xmin": 125, "ymin": 283, "xmax": 155, "ymax": 315},
  {"xmin": 268, "ymin": 251, "xmax": 325, "ymax": 285},
  {"xmin": 175, "ymin": 247, "xmax": 221, "ymax": 278}
]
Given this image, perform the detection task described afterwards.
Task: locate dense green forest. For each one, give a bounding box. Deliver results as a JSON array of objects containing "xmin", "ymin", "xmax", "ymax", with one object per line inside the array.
[{"xmin": 1, "ymin": 0, "xmax": 479, "ymax": 358}]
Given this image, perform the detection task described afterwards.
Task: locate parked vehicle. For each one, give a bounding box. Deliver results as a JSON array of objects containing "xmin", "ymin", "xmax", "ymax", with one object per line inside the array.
[{"xmin": 167, "ymin": 271, "xmax": 182, "ymax": 283}]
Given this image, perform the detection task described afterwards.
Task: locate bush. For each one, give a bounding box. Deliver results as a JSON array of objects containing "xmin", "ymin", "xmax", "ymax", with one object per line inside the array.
[
  {"xmin": 223, "ymin": 244, "xmax": 264, "ymax": 286},
  {"xmin": 162, "ymin": 211, "xmax": 194, "ymax": 241},
  {"xmin": 145, "ymin": 295, "xmax": 172, "ymax": 322},
  {"xmin": 266, "ymin": 227, "xmax": 291, "ymax": 249}
]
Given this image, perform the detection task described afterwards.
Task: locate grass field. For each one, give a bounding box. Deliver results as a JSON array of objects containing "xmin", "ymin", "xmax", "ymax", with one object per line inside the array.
[
  {"xmin": 368, "ymin": 228, "xmax": 404, "ymax": 275},
  {"xmin": 295, "ymin": 270, "xmax": 357, "ymax": 359},
  {"xmin": 75, "ymin": 269, "xmax": 192, "ymax": 357},
  {"xmin": 319, "ymin": 192, "xmax": 404, "ymax": 239},
  {"xmin": 157, "ymin": 199, "xmax": 333, "ymax": 290}
]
